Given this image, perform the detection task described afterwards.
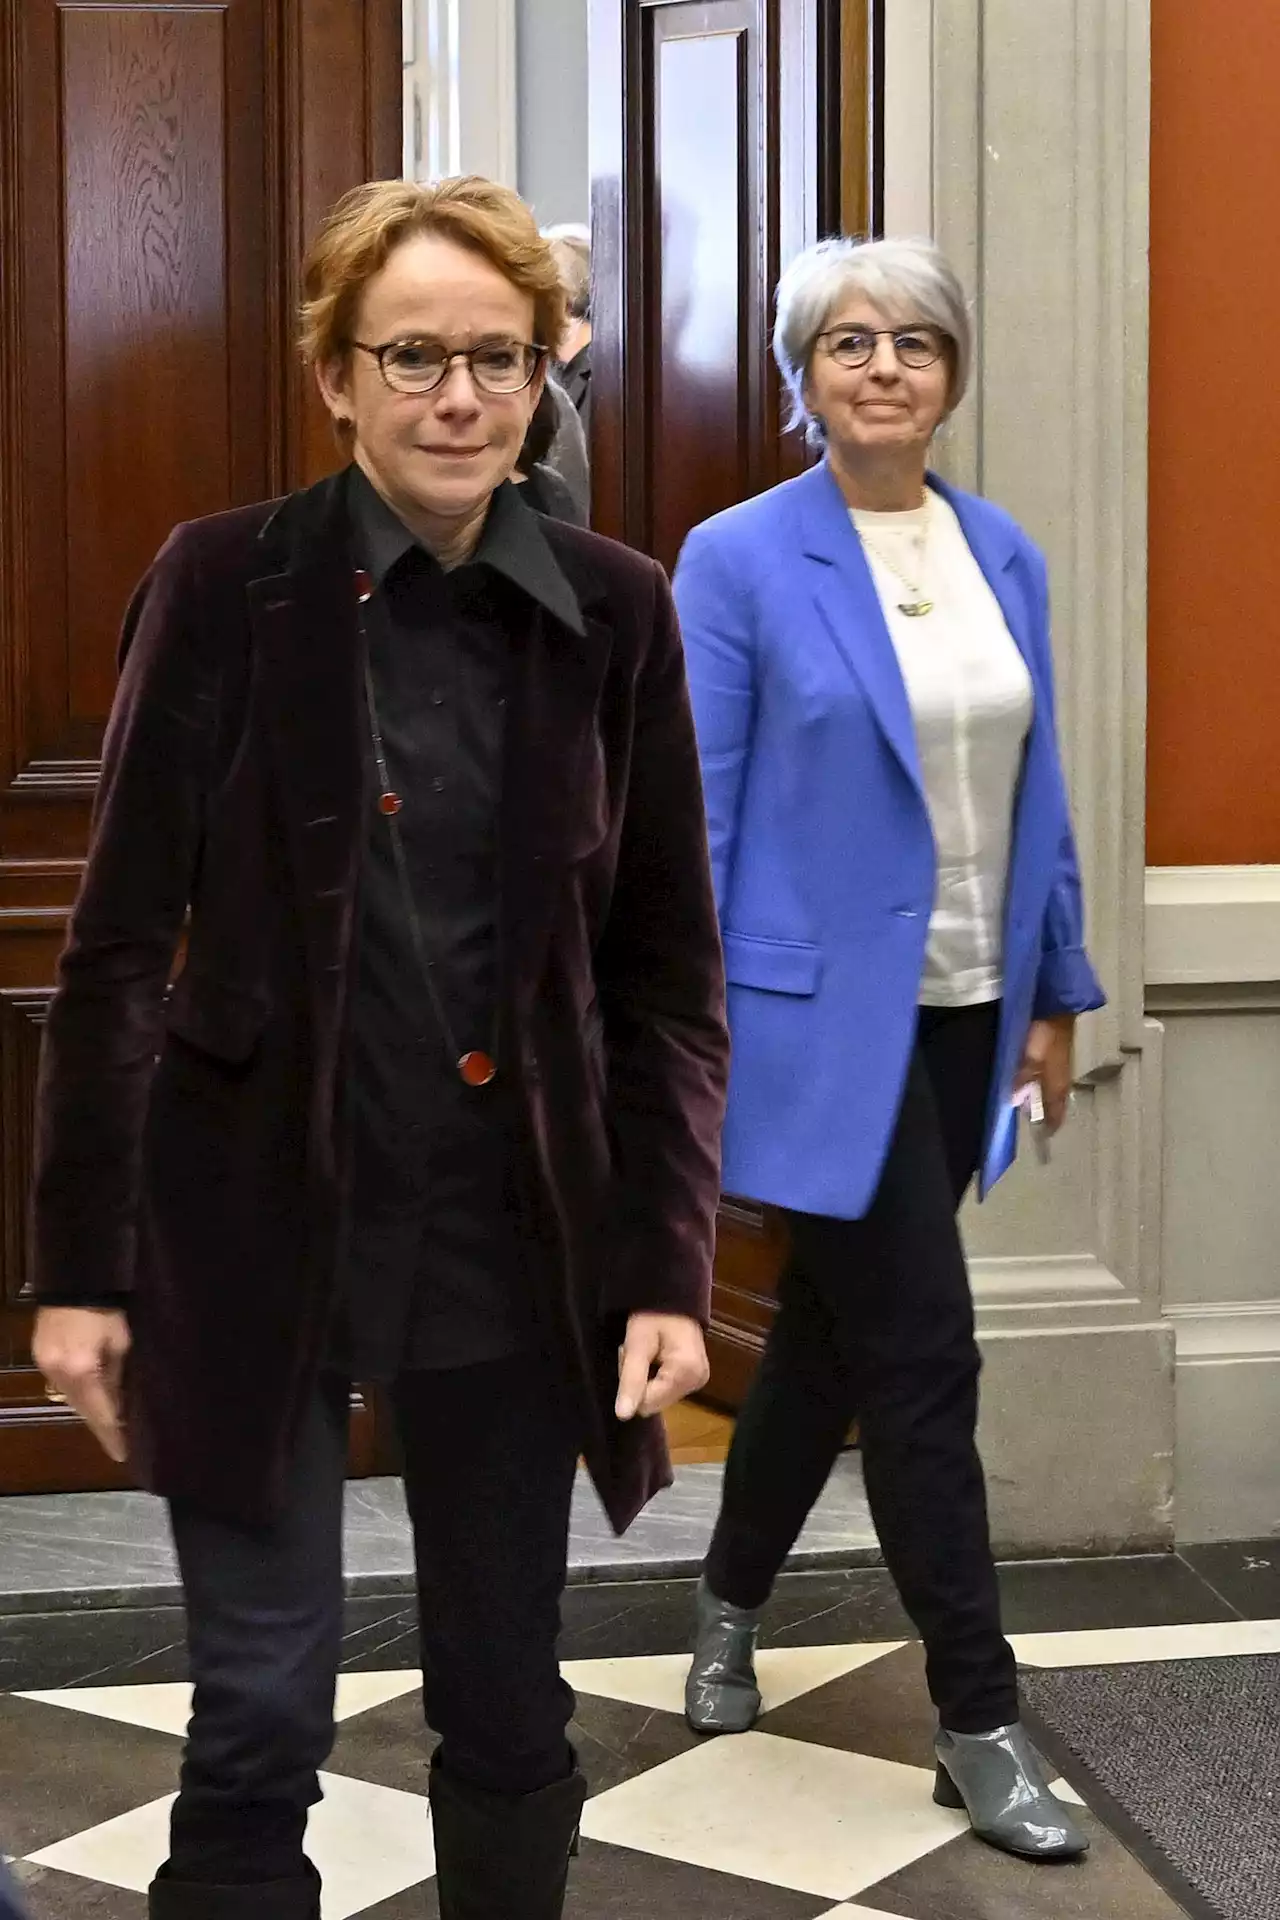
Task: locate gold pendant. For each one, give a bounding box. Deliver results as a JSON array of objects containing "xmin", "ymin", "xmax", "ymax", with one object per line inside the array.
[{"xmin": 898, "ymin": 599, "xmax": 933, "ymax": 617}]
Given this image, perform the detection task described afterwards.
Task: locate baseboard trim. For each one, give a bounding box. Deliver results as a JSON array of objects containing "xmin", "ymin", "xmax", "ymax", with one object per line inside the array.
[
  {"xmin": 1171, "ymin": 1303, "xmax": 1280, "ymax": 1540},
  {"xmin": 1167, "ymin": 1302, "xmax": 1280, "ymax": 1362}
]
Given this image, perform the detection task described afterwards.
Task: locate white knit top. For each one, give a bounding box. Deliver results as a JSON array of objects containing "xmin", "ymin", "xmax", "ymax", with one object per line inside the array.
[{"xmin": 850, "ymin": 491, "xmax": 1035, "ymax": 1007}]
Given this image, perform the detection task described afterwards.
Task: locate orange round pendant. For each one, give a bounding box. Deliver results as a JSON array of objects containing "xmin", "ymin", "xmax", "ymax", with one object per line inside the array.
[
  {"xmin": 378, "ymin": 791, "xmax": 402, "ymax": 815},
  {"xmin": 458, "ymin": 1050, "xmax": 497, "ymax": 1087}
]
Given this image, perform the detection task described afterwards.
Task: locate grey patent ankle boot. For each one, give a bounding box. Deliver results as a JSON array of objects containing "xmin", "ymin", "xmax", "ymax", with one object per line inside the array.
[
  {"xmin": 685, "ymin": 1576, "xmax": 763, "ymax": 1734},
  {"xmin": 933, "ymin": 1723, "xmax": 1089, "ymax": 1860}
]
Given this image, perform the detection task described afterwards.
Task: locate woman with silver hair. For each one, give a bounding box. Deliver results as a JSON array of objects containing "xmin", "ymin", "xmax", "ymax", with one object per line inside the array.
[{"xmin": 673, "ymin": 237, "xmax": 1103, "ymax": 1862}]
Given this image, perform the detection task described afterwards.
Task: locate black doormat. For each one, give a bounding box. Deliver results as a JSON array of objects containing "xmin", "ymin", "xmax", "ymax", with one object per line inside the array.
[{"xmin": 1020, "ymin": 1654, "xmax": 1280, "ymax": 1920}]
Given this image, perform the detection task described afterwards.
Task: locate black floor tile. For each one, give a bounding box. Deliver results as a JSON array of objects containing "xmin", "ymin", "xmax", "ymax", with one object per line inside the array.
[
  {"xmin": 558, "ymin": 1577, "xmax": 701, "ymax": 1659},
  {"xmin": 326, "ymin": 1691, "xmax": 434, "ymax": 1795},
  {"xmin": 763, "ymin": 1568, "xmax": 915, "ymax": 1646},
  {"xmin": 558, "ymin": 1568, "xmax": 913, "ymax": 1661},
  {"xmin": 996, "ymin": 1553, "xmax": 1239, "ymax": 1635},
  {"xmin": 8, "ymin": 1861, "xmax": 148, "ymax": 1920},
  {"xmin": 0, "ymin": 1695, "xmax": 182, "ymax": 1856},
  {"xmin": 3, "ymin": 1547, "xmax": 1255, "ymax": 1703},
  {"xmin": 759, "ymin": 1641, "xmax": 935, "ymax": 1767},
  {"xmin": 338, "ymin": 1596, "xmax": 421, "ymax": 1670},
  {"xmin": 328, "ymin": 1681, "xmax": 700, "ymax": 1802},
  {"xmin": 569, "ymin": 1692, "xmax": 704, "ymax": 1797},
  {"xmin": 1179, "ymin": 1537, "xmax": 1280, "ymax": 1619},
  {"xmin": 0, "ymin": 1606, "xmax": 189, "ymax": 1694},
  {"xmin": 861, "ymin": 1815, "xmax": 1189, "ymax": 1919},
  {"xmin": 363, "ymin": 1838, "xmax": 834, "ymax": 1918}
]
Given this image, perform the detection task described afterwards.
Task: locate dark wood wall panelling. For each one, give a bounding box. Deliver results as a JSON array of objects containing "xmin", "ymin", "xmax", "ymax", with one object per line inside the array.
[
  {"xmin": 0, "ymin": 0, "xmax": 401, "ymax": 1492},
  {"xmin": 589, "ymin": 0, "xmax": 868, "ymax": 1405}
]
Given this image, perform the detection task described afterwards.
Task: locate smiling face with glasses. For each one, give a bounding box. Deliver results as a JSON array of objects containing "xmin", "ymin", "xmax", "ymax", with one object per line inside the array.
[
  {"xmin": 316, "ymin": 230, "xmax": 547, "ymax": 554},
  {"xmin": 804, "ymin": 301, "xmax": 954, "ymax": 506}
]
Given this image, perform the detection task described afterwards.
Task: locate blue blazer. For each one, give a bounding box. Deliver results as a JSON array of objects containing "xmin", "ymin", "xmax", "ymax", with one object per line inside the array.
[{"xmin": 673, "ymin": 461, "xmax": 1105, "ymax": 1219}]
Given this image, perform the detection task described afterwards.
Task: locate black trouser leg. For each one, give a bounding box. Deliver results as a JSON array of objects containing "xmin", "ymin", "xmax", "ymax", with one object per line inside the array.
[
  {"xmin": 160, "ymin": 1375, "xmax": 349, "ymax": 1901},
  {"xmin": 706, "ymin": 1004, "xmax": 1018, "ymax": 1732},
  {"xmin": 705, "ymin": 1260, "xmax": 858, "ymax": 1612},
  {"xmin": 393, "ymin": 1357, "xmax": 580, "ymax": 1795},
  {"xmin": 394, "ymin": 1358, "xmax": 582, "ymax": 1917}
]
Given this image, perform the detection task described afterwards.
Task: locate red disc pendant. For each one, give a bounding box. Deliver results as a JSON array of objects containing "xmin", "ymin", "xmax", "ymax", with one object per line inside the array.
[
  {"xmin": 378, "ymin": 791, "xmax": 402, "ymax": 816},
  {"xmin": 458, "ymin": 1050, "xmax": 497, "ymax": 1087},
  {"xmin": 354, "ymin": 568, "xmax": 374, "ymax": 604}
]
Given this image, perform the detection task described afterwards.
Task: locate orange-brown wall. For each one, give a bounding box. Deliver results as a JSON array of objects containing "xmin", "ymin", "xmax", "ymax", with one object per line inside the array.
[{"xmin": 1148, "ymin": 1, "xmax": 1280, "ymax": 864}]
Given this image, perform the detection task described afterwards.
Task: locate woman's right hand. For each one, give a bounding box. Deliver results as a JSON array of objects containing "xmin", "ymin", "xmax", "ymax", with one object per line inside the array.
[{"xmin": 32, "ymin": 1307, "xmax": 132, "ymax": 1463}]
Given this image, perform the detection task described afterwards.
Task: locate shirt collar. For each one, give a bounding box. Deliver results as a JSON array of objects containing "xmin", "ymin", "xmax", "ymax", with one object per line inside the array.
[{"xmin": 346, "ymin": 462, "xmax": 585, "ymax": 638}]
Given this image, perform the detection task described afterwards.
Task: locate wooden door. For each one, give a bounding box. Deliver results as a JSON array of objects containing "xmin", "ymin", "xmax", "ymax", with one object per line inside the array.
[
  {"xmin": 589, "ymin": 0, "xmax": 870, "ymax": 1404},
  {"xmin": 0, "ymin": 0, "xmax": 401, "ymax": 1493}
]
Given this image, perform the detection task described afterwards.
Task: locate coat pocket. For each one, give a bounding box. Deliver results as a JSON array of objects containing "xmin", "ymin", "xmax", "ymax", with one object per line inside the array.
[
  {"xmin": 164, "ymin": 972, "xmax": 271, "ymax": 1064},
  {"xmin": 722, "ymin": 931, "xmax": 821, "ymax": 996}
]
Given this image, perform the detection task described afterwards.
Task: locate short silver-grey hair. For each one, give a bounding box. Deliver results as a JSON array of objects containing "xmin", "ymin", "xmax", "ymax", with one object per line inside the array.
[
  {"xmin": 542, "ymin": 223, "xmax": 591, "ymax": 320},
  {"xmin": 773, "ymin": 236, "xmax": 972, "ymax": 444}
]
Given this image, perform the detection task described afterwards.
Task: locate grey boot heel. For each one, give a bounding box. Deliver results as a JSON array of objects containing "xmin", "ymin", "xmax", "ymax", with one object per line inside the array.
[
  {"xmin": 685, "ymin": 1576, "xmax": 763, "ymax": 1734},
  {"xmin": 933, "ymin": 1723, "xmax": 1089, "ymax": 1860}
]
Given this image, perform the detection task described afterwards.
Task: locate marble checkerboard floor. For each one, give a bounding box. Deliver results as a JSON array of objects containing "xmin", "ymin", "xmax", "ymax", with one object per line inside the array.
[{"xmin": 4, "ymin": 1542, "xmax": 1280, "ymax": 1918}]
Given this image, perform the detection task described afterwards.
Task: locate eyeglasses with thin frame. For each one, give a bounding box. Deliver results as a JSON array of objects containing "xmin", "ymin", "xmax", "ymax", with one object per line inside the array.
[
  {"xmin": 815, "ymin": 325, "xmax": 948, "ymax": 371},
  {"xmin": 349, "ymin": 337, "xmax": 548, "ymax": 396}
]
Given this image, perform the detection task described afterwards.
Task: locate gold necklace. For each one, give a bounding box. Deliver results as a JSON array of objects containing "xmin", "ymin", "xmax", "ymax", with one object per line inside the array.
[{"xmin": 857, "ymin": 500, "xmax": 934, "ymax": 617}]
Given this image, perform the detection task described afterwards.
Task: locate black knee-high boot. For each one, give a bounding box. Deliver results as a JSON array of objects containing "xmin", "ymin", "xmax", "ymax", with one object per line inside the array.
[
  {"xmin": 147, "ymin": 1861, "xmax": 321, "ymax": 1918},
  {"xmin": 428, "ymin": 1758, "xmax": 587, "ymax": 1920}
]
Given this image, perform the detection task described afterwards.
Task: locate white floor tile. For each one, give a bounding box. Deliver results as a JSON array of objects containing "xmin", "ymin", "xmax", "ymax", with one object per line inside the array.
[
  {"xmin": 579, "ymin": 1731, "xmax": 966, "ymax": 1901},
  {"xmin": 17, "ymin": 1670, "xmax": 422, "ymax": 1740},
  {"xmin": 306, "ymin": 1772, "xmax": 434, "ymax": 1920},
  {"xmin": 562, "ymin": 1643, "xmax": 904, "ymax": 1718},
  {"xmin": 1011, "ymin": 1617, "xmax": 1280, "ymax": 1667},
  {"xmin": 27, "ymin": 1793, "xmax": 175, "ymax": 1894},
  {"xmin": 25, "ymin": 1771, "xmax": 433, "ymax": 1919},
  {"xmin": 813, "ymin": 1908, "xmax": 920, "ymax": 1919},
  {"xmin": 333, "ymin": 1671, "xmax": 424, "ymax": 1722},
  {"xmin": 19, "ymin": 1682, "xmax": 194, "ymax": 1737},
  {"xmin": 1049, "ymin": 1775, "xmax": 1086, "ymax": 1807}
]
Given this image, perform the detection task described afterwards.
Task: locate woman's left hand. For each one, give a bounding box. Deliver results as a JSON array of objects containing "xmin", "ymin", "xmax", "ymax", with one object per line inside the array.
[
  {"xmin": 616, "ymin": 1313, "xmax": 710, "ymax": 1421},
  {"xmin": 1016, "ymin": 1015, "xmax": 1076, "ymax": 1133}
]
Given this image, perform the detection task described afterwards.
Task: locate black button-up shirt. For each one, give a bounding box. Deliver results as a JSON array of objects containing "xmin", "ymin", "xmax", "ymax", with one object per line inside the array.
[{"xmin": 329, "ymin": 464, "xmax": 585, "ymax": 1378}]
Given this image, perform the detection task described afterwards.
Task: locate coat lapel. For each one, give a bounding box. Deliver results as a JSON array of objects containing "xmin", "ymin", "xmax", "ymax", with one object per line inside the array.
[
  {"xmin": 500, "ymin": 569, "xmax": 612, "ymax": 1007},
  {"xmin": 798, "ymin": 463, "xmax": 925, "ymax": 799},
  {"xmin": 926, "ymin": 472, "xmax": 1034, "ymax": 668},
  {"xmin": 247, "ymin": 473, "xmax": 364, "ymax": 1001}
]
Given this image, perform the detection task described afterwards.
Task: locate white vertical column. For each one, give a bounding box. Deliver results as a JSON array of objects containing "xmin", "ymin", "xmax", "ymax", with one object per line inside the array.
[
  {"xmin": 927, "ymin": 1, "xmax": 1171, "ymax": 1553},
  {"xmin": 881, "ymin": 0, "xmax": 935, "ymax": 238},
  {"xmin": 402, "ymin": 0, "xmax": 517, "ymax": 187}
]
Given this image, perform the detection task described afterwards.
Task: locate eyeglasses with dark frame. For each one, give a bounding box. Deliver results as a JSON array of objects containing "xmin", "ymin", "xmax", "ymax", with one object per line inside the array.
[
  {"xmin": 349, "ymin": 337, "xmax": 549, "ymax": 396},
  {"xmin": 815, "ymin": 325, "xmax": 948, "ymax": 371}
]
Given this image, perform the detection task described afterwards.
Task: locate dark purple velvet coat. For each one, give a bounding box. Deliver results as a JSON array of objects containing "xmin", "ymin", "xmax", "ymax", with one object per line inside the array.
[{"xmin": 30, "ymin": 473, "xmax": 729, "ymax": 1530}]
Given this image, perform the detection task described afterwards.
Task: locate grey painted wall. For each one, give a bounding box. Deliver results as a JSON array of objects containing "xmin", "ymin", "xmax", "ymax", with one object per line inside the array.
[{"xmin": 516, "ymin": 0, "xmax": 589, "ymax": 227}]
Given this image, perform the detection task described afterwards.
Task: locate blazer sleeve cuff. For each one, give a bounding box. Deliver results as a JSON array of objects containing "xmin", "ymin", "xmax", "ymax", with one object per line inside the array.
[{"xmin": 1033, "ymin": 945, "xmax": 1107, "ymax": 1020}]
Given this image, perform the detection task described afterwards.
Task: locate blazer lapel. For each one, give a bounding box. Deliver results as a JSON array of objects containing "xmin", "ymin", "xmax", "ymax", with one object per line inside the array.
[
  {"xmin": 247, "ymin": 473, "xmax": 364, "ymax": 999},
  {"xmin": 799, "ymin": 463, "xmax": 925, "ymax": 800},
  {"xmin": 928, "ymin": 473, "xmax": 1042, "ymax": 699}
]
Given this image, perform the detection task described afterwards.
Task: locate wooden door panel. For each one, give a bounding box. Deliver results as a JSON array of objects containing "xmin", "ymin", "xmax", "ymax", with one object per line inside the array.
[
  {"xmin": 0, "ymin": 0, "xmax": 401, "ymax": 1492},
  {"xmin": 649, "ymin": 4, "xmax": 761, "ymax": 570},
  {"xmin": 12, "ymin": 1, "xmax": 271, "ymax": 800}
]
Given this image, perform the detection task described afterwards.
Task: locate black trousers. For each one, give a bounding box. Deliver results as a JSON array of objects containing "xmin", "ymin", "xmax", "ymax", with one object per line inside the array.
[
  {"xmin": 166, "ymin": 1358, "xmax": 579, "ymax": 1885},
  {"xmin": 705, "ymin": 1002, "xmax": 1019, "ymax": 1733}
]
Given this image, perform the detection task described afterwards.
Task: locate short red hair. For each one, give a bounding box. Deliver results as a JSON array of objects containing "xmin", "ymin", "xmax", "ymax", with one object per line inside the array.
[{"xmin": 299, "ymin": 175, "xmax": 568, "ymax": 370}]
